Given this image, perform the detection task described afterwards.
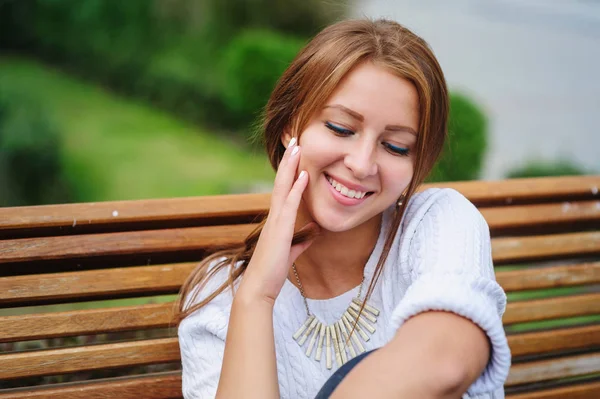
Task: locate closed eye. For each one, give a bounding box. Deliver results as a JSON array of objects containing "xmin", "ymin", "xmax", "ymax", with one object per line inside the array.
[
  {"xmin": 383, "ymin": 142, "xmax": 410, "ymax": 157},
  {"xmin": 326, "ymin": 122, "xmax": 410, "ymax": 157},
  {"xmin": 325, "ymin": 122, "xmax": 353, "ymax": 136}
]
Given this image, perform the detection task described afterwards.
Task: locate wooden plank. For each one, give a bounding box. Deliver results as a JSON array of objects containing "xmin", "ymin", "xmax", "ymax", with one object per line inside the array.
[
  {"xmin": 506, "ymin": 352, "xmax": 600, "ymax": 386},
  {"xmin": 0, "ymin": 338, "xmax": 180, "ymax": 380},
  {"xmin": 0, "ymin": 193, "xmax": 270, "ymax": 233},
  {"xmin": 0, "ymin": 303, "xmax": 176, "ymax": 343},
  {"xmin": 508, "ymin": 324, "xmax": 600, "ymax": 357},
  {"xmin": 492, "ymin": 231, "xmax": 600, "ymax": 264},
  {"xmin": 3, "ymin": 297, "xmax": 599, "ymax": 358},
  {"xmin": 1, "ymin": 175, "xmax": 598, "ymax": 236},
  {"xmin": 496, "ymin": 262, "xmax": 600, "ymax": 292},
  {"xmin": 0, "ymin": 224, "xmax": 254, "ymax": 264},
  {"xmin": 0, "ymin": 263, "xmax": 195, "ymax": 306},
  {"xmin": 1, "ymin": 332, "xmax": 598, "ymax": 383},
  {"xmin": 1, "ymin": 374, "xmax": 599, "ymax": 399},
  {"xmin": 444, "ymin": 175, "xmax": 600, "ymax": 205},
  {"xmin": 506, "ymin": 380, "xmax": 600, "ymax": 399},
  {"xmin": 0, "ymin": 372, "xmax": 182, "ymax": 399},
  {"xmin": 3, "ymin": 226, "xmax": 598, "ymax": 266},
  {"xmin": 504, "ymin": 293, "xmax": 600, "ymax": 325},
  {"xmin": 480, "ymin": 200, "xmax": 600, "ymax": 231},
  {"xmin": 1, "ymin": 260, "xmax": 598, "ymax": 308}
]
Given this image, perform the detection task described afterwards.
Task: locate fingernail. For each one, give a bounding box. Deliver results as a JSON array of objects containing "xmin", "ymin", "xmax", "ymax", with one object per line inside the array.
[
  {"xmin": 291, "ymin": 146, "xmax": 299, "ymax": 156},
  {"xmin": 289, "ymin": 137, "xmax": 297, "ymax": 148},
  {"xmin": 298, "ymin": 171, "xmax": 306, "ymax": 179}
]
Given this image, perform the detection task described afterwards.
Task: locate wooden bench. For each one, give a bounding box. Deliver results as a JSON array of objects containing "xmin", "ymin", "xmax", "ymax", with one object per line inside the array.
[{"xmin": 0, "ymin": 175, "xmax": 599, "ymax": 398}]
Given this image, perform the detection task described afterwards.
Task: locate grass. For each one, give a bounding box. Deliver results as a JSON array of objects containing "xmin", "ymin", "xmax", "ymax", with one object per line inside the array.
[{"xmin": 0, "ymin": 56, "xmax": 274, "ymax": 203}]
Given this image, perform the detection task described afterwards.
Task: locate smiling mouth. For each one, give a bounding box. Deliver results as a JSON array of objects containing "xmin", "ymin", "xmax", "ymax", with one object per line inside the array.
[{"xmin": 325, "ymin": 174, "xmax": 374, "ymax": 199}]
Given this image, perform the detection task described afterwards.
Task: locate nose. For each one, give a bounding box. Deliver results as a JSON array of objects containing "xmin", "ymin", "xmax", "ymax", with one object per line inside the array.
[{"xmin": 343, "ymin": 139, "xmax": 378, "ymax": 180}]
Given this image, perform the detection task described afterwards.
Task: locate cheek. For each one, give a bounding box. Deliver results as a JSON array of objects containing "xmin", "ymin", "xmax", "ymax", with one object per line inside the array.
[
  {"xmin": 382, "ymin": 162, "xmax": 414, "ymax": 194},
  {"xmin": 298, "ymin": 129, "xmax": 338, "ymax": 170}
]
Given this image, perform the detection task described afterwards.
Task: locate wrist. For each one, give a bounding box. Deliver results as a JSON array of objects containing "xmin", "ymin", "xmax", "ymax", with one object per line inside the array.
[{"xmin": 235, "ymin": 279, "xmax": 277, "ymax": 310}]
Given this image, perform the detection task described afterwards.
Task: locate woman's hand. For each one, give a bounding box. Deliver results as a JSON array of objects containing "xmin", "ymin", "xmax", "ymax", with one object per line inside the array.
[{"xmin": 240, "ymin": 137, "xmax": 317, "ymax": 304}]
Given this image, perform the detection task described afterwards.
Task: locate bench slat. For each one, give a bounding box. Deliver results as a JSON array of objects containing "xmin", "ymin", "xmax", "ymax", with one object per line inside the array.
[
  {"xmin": 2, "ymin": 261, "xmax": 598, "ymax": 307},
  {"xmin": 506, "ymin": 352, "xmax": 600, "ymax": 386},
  {"xmin": 0, "ymin": 193, "xmax": 269, "ymax": 233},
  {"xmin": 508, "ymin": 324, "xmax": 600, "ymax": 357},
  {"xmin": 3, "ymin": 294, "xmax": 598, "ymax": 344},
  {"xmin": 0, "ymin": 338, "xmax": 180, "ymax": 380},
  {"xmin": 0, "ymin": 225, "xmax": 254, "ymax": 265},
  {"xmin": 0, "ymin": 263, "xmax": 195, "ymax": 306},
  {"xmin": 2, "ymin": 321, "xmax": 599, "ymax": 379},
  {"xmin": 480, "ymin": 200, "xmax": 600, "ymax": 232},
  {"xmin": 503, "ymin": 293, "xmax": 600, "ymax": 325},
  {"xmin": 2, "ymin": 176, "xmax": 598, "ymax": 236},
  {"xmin": 3, "ymin": 297, "xmax": 599, "ymax": 357},
  {"xmin": 0, "ymin": 375, "xmax": 598, "ymax": 399},
  {"xmin": 0, "ymin": 372, "xmax": 182, "ymax": 399},
  {"xmin": 2, "ymin": 227, "xmax": 598, "ymax": 266},
  {"xmin": 0, "ymin": 303, "xmax": 175, "ymax": 343},
  {"xmin": 506, "ymin": 380, "xmax": 600, "ymax": 399},
  {"xmin": 492, "ymin": 231, "xmax": 600, "ymax": 264},
  {"xmin": 496, "ymin": 262, "xmax": 600, "ymax": 292}
]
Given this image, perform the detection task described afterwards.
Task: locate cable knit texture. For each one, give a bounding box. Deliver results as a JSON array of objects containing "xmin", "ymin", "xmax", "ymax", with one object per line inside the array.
[{"xmin": 178, "ymin": 188, "xmax": 511, "ymax": 399}]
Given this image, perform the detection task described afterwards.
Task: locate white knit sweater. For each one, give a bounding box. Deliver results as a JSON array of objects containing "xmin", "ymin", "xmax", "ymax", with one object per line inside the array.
[{"xmin": 178, "ymin": 188, "xmax": 512, "ymax": 399}]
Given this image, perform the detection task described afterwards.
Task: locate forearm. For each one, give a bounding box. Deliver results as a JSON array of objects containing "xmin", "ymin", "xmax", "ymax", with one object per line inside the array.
[
  {"xmin": 331, "ymin": 312, "xmax": 489, "ymax": 399},
  {"xmin": 216, "ymin": 283, "xmax": 279, "ymax": 399}
]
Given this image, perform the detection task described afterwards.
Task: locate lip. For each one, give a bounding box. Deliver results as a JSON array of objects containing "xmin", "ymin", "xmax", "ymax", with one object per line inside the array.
[
  {"xmin": 323, "ymin": 174, "xmax": 371, "ymax": 206},
  {"xmin": 325, "ymin": 173, "xmax": 374, "ymax": 193}
]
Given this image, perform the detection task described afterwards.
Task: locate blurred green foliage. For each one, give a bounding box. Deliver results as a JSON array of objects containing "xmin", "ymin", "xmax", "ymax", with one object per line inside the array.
[
  {"xmin": 0, "ymin": 57, "xmax": 275, "ymax": 203},
  {"xmin": 428, "ymin": 92, "xmax": 488, "ymax": 182},
  {"xmin": 221, "ymin": 30, "xmax": 305, "ymax": 131},
  {"xmin": 0, "ymin": 0, "xmax": 347, "ymax": 136},
  {"xmin": 0, "ymin": 90, "xmax": 71, "ymax": 206},
  {"xmin": 506, "ymin": 159, "xmax": 588, "ymax": 178}
]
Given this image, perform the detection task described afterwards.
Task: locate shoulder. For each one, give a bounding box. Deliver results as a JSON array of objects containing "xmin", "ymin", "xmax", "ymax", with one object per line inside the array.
[
  {"xmin": 404, "ymin": 187, "xmax": 481, "ymax": 225},
  {"xmin": 401, "ymin": 187, "xmax": 487, "ymax": 238},
  {"xmin": 394, "ymin": 187, "xmax": 491, "ymax": 275}
]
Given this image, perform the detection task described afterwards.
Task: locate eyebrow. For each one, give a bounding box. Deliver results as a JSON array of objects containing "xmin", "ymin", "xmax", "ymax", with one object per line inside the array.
[{"xmin": 323, "ymin": 104, "xmax": 418, "ymax": 136}]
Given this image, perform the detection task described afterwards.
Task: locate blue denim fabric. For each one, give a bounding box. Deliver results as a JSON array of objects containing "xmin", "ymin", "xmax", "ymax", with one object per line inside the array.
[{"xmin": 314, "ymin": 349, "xmax": 378, "ymax": 398}]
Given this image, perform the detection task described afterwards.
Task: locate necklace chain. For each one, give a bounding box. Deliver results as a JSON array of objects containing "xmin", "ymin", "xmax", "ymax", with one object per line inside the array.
[{"xmin": 291, "ymin": 263, "xmax": 366, "ymax": 317}]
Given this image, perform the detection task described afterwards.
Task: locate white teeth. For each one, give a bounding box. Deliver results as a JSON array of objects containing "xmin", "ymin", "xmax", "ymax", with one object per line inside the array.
[{"xmin": 327, "ymin": 176, "xmax": 368, "ymax": 199}]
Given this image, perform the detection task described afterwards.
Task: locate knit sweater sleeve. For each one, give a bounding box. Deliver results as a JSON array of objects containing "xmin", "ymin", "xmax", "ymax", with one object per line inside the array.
[
  {"xmin": 178, "ymin": 262, "xmax": 233, "ymax": 399},
  {"xmin": 389, "ymin": 188, "xmax": 511, "ymax": 395}
]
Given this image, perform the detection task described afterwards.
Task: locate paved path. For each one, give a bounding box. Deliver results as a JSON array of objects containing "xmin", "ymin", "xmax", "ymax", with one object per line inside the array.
[{"xmin": 353, "ymin": 0, "xmax": 600, "ymax": 179}]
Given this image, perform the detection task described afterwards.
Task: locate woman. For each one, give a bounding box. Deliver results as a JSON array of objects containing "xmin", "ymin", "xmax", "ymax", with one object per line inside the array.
[{"xmin": 175, "ymin": 18, "xmax": 511, "ymax": 399}]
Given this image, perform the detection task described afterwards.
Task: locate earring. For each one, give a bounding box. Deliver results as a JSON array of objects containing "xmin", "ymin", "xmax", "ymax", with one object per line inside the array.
[{"xmin": 396, "ymin": 194, "xmax": 406, "ymax": 207}]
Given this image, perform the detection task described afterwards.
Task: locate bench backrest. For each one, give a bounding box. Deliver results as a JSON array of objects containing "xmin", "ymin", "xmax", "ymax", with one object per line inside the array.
[{"xmin": 0, "ymin": 175, "xmax": 599, "ymax": 398}]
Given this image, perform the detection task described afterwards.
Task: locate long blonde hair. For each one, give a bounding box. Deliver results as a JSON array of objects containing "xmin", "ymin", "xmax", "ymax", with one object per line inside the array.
[{"xmin": 174, "ymin": 18, "xmax": 448, "ymax": 324}]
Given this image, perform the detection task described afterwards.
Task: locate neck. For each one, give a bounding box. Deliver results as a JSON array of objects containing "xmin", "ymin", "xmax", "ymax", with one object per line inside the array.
[{"xmin": 290, "ymin": 205, "xmax": 382, "ymax": 299}]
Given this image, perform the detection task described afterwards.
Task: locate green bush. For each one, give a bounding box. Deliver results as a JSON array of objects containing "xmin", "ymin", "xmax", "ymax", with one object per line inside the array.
[
  {"xmin": 0, "ymin": 92, "xmax": 71, "ymax": 206},
  {"xmin": 221, "ymin": 30, "xmax": 305, "ymax": 133},
  {"xmin": 506, "ymin": 160, "xmax": 588, "ymax": 178},
  {"xmin": 428, "ymin": 92, "xmax": 487, "ymax": 182},
  {"xmin": 0, "ymin": 0, "xmax": 348, "ymax": 135}
]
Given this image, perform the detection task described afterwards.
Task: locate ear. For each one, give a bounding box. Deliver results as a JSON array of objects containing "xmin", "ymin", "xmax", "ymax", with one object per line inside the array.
[{"xmin": 281, "ymin": 129, "xmax": 295, "ymax": 149}]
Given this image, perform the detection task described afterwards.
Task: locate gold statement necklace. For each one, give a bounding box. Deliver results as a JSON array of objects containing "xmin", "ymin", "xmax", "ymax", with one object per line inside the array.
[{"xmin": 291, "ymin": 263, "xmax": 380, "ymax": 370}]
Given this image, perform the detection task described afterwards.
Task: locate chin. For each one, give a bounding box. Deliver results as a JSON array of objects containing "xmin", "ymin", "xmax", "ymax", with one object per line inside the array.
[{"xmin": 305, "ymin": 199, "xmax": 361, "ymax": 233}]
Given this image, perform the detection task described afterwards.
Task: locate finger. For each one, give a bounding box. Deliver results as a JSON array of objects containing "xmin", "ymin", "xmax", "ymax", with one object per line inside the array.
[
  {"xmin": 271, "ymin": 139, "xmax": 301, "ymax": 214},
  {"xmin": 279, "ymin": 169, "xmax": 308, "ymax": 227}
]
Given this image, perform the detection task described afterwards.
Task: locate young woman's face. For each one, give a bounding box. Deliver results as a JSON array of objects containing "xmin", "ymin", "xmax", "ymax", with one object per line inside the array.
[{"xmin": 286, "ymin": 61, "xmax": 419, "ymax": 232}]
